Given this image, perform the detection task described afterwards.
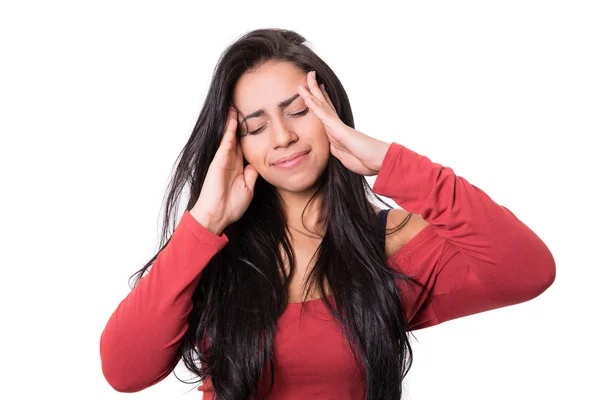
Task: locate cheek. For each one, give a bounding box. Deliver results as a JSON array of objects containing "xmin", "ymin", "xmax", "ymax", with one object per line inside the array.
[
  {"xmin": 310, "ymin": 117, "xmax": 327, "ymax": 136},
  {"xmin": 240, "ymin": 141, "xmax": 262, "ymax": 167},
  {"xmin": 313, "ymin": 121, "xmax": 329, "ymax": 143}
]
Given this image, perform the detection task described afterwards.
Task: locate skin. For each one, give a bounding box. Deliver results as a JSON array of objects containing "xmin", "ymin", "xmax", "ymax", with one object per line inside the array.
[{"xmin": 233, "ymin": 60, "xmax": 330, "ymax": 238}]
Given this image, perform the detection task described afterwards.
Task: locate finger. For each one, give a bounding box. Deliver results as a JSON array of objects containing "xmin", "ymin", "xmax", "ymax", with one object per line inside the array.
[
  {"xmin": 319, "ymin": 83, "xmax": 337, "ymax": 114},
  {"xmin": 306, "ymin": 70, "xmax": 328, "ymax": 104},
  {"xmin": 244, "ymin": 163, "xmax": 259, "ymax": 193},
  {"xmin": 298, "ymin": 84, "xmax": 332, "ymax": 123},
  {"xmin": 298, "ymin": 81, "xmax": 333, "ymax": 114},
  {"xmin": 219, "ymin": 109, "xmax": 238, "ymax": 153},
  {"xmin": 298, "ymin": 72, "xmax": 325, "ymax": 107},
  {"xmin": 304, "ymin": 71, "xmax": 335, "ymax": 115},
  {"xmin": 226, "ymin": 108, "xmax": 238, "ymax": 137}
]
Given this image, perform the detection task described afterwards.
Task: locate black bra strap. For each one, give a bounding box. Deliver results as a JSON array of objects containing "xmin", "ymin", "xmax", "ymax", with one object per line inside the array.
[{"xmin": 378, "ymin": 208, "xmax": 391, "ymax": 241}]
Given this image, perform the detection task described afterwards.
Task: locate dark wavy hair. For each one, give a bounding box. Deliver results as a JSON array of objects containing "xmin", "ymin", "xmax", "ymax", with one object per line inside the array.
[{"xmin": 129, "ymin": 28, "xmax": 426, "ymax": 400}]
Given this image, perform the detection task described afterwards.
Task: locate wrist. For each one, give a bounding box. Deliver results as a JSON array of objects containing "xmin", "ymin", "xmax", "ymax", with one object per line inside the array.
[
  {"xmin": 372, "ymin": 140, "xmax": 391, "ymax": 173},
  {"xmin": 190, "ymin": 209, "xmax": 225, "ymax": 236}
]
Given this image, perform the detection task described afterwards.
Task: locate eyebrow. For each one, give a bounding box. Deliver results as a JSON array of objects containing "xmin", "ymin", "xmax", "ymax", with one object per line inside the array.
[{"xmin": 240, "ymin": 93, "xmax": 302, "ymax": 125}]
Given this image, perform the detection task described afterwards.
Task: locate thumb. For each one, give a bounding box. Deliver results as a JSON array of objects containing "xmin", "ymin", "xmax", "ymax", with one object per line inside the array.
[{"xmin": 244, "ymin": 164, "xmax": 259, "ymax": 194}]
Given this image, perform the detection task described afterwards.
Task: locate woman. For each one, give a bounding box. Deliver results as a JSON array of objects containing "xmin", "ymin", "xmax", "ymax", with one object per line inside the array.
[{"xmin": 99, "ymin": 28, "xmax": 556, "ymax": 400}]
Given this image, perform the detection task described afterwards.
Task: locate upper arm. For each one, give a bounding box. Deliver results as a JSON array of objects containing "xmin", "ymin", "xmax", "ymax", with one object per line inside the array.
[{"xmin": 382, "ymin": 209, "xmax": 551, "ymax": 331}]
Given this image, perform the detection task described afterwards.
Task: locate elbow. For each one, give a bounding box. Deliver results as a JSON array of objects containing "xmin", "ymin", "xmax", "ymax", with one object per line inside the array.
[
  {"xmin": 102, "ymin": 368, "xmax": 140, "ymax": 393},
  {"xmin": 495, "ymin": 248, "xmax": 556, "ymax": 306},
  {"xmin": 100, "ymin": 332, "xmax": 143, "ymax": 393},
  {"xmin": 100, "ymin": 350, "xmax": 148, "ymax": 393},
  {"xmin": 536, "ymin": 250, "xmax": 556, "ymax": 295},
  {"xmin": 100, "ymin": 356, "xmax": 139, "ymax": 393},
  {"xmin": 101, "ymin": 359, "xmax": 165, "ymax": 394},
  {"xmin": 101, "ymin": 364, "xmax": 136, "ymax": 393},
  {"xmin": 522, "ymin": 249, "xmax": 556, "ymax": 301},
  {"xmin": 99, "ymin": 331, "xmax": 177, "ymax": 393},
  {"xmin": 510, "ymin": 230, "xmax": 557, "ymax": 302},
  {"xmin": 508, "ymin": 219, "xmax": 557, "ymax": 302}
]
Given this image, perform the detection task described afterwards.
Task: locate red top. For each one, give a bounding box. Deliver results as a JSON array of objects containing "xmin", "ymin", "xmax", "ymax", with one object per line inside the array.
[{"xmin": 100, "ymin": 142, "xmax": 556, "ymax": 399}]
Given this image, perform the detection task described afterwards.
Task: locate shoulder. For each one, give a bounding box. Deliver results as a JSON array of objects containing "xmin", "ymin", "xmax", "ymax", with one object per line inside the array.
[{"xmin": 383, "ymin": 208, "xmax": 431, "ymax": 259}]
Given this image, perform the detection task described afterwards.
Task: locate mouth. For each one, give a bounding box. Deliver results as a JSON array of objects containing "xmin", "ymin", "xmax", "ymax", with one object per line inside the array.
[
  {"xmin": 272, "ymin": 150, "xmax": 310, "ymax": 170},
  {"xmin": 272, "ymin": 150, "xmax": 310, "ymax": 166}
]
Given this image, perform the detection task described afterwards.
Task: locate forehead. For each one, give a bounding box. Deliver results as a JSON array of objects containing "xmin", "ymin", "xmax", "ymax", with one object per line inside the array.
[{"xmin": 233, "ymin": 61, "xmax": 307, "ymax": 112}]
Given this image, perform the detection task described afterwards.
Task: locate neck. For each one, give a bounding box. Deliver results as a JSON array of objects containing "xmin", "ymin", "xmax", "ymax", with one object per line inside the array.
[{"xmin": 278, "ymin": 186, "xmax": 326, "ymax": 238}]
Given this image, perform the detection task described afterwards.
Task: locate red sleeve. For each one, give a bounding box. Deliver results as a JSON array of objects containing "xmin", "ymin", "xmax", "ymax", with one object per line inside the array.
[
  {"xmin": 99, "ymin": 210, "xmax": 229, "ymax": 392},
  {"xmin": 372, "ymin": 142, "xmax": 556, "ymax": 330}
]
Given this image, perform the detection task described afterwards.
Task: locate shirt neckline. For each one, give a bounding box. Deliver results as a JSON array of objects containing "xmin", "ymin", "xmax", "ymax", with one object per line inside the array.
[{"xmin": 282, "ymin": 223, "xmax": 435, "ymax": 313}]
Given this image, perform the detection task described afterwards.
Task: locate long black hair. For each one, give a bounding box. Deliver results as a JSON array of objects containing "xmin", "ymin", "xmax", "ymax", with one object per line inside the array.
[{"xmin": 129, "ymin": 28, "xmax": 426, "ymax": 400}]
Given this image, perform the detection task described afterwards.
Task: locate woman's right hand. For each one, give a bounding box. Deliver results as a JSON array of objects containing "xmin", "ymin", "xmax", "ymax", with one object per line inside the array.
[{"xmin": 191, "ymin": 107, "xmax": 259, "ymax": 235}]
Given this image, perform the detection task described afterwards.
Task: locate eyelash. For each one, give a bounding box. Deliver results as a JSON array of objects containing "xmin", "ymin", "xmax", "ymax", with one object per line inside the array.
[{"xmin": 247, "ymin": 108, "xmax": 310, "ymax": 136}]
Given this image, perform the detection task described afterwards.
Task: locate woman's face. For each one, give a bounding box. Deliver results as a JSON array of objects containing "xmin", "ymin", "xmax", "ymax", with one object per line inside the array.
[{"xmin": 233, "ymin": 60, "xmax": 330, "ymax": 194}]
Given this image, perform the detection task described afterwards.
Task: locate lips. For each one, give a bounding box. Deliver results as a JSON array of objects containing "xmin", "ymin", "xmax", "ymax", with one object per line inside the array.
[{"xmin": 272, "ymin": 150, "xmax": 310, "ymax": 165}]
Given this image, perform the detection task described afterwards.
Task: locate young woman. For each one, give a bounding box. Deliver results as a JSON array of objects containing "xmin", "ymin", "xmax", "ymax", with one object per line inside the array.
[{"xmin": 100, "ymin": 28, "xmax": 555, "ymax": 400}]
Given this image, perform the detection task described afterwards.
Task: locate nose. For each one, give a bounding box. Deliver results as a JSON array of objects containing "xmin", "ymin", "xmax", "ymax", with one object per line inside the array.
[{"xmin": 270, "ymin": 116, "xmax": 297, "ymax": 149}]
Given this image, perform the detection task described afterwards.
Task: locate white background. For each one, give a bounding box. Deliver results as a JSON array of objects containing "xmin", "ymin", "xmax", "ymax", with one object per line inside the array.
[{"xmin": 1, "ymin": 0, "xmax": 598, "ymax": 399}]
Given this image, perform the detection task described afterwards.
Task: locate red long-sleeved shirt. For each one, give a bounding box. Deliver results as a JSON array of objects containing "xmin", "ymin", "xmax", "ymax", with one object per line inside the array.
[{"xmin": 99, "ymin": 142, "xmax": 556, "ymax": 399}]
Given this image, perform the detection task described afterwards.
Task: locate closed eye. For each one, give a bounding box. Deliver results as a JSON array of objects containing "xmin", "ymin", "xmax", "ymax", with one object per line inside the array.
[
  {"xmin": 290, "ymin": 107, "xmax": 309, "ymax": 117},
  {"xmin": 247, "ymin": 108, "xmax": 310, "ymax": 135}
]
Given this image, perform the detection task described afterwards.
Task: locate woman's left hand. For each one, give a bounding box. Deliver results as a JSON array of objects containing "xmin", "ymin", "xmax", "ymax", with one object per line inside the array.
[{"xmin": 297, "ymin": 71, "xmax": 391, "ymax": 176}]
